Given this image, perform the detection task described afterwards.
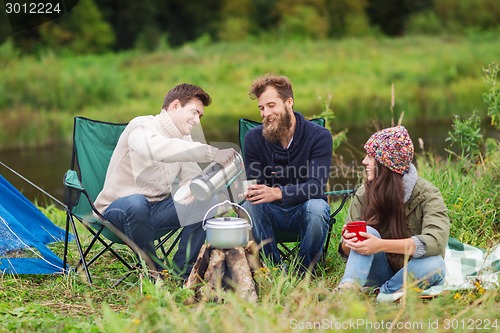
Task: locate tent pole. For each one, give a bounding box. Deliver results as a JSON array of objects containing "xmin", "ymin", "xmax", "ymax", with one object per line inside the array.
[{"xmin": 0, "ymin": 161, "xmax": 66, "ymax": 209}]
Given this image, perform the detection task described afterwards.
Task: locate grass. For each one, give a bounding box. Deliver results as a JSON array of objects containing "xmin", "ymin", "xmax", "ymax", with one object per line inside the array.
[
  {"xmin": 1, "ymin": 143, "xmax": 498, "ymax": 332},
  {"xmin": 1, "ymin": 34, "xmax": 500, "ymax": 149}
]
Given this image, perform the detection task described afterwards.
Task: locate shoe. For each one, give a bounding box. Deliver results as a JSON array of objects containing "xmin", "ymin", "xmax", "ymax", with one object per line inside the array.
[
  {"xmin": 361, "ymin": 286, "xmax": 380, "ymax": 296},
  {"xmin": 278, "ymin": 262, "xmax": 289, "ymax": 274},
  {"xmin": 333, "ymin": 282, "xmax": 360, "ymax": 294},
  {"xmin": 376, "ymin": 291, "xmax": 405, "ymax": 303}
]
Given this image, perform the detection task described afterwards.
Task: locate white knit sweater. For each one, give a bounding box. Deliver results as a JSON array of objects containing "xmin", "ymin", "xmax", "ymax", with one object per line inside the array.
[{"xmin": 94, "ymin": 110, "xmax": 218, "ymax": 213}]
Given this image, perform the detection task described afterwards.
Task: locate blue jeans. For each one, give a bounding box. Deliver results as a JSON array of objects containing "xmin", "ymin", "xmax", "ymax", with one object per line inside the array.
[
  {"xmin": 103, "ymin": 194, "xmax": 218, "ymax": 278},
  {"xmin": 243, "ymin": 199, "xmax": 330, "ymax": 270},
  {"xmin": 340, "ymin": 226, "xmax": 445, "ymax": 293}
]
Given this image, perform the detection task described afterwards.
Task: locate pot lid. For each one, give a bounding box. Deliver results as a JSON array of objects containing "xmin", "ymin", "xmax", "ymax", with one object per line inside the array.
[{"xmin": 205, "ymin": 217, "xmax": 249, "ymax": 229}]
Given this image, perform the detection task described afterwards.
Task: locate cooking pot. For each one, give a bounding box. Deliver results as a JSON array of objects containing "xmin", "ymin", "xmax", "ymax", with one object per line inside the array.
[{"xmin": 202, "ymin": 200, "xmax": 253, "ymax": 249}]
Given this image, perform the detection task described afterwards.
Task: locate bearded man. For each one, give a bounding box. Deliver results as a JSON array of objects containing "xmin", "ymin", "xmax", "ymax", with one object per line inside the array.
[{"xmin": 242, "ymin": 74, "xmax": 333, "ymax": 274}]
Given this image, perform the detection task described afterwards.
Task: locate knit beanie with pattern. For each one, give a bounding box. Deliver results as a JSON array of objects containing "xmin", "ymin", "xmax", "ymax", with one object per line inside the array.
[{"xmin": 364, "ymin": 126, "xmax": 414, "ymax": 175}]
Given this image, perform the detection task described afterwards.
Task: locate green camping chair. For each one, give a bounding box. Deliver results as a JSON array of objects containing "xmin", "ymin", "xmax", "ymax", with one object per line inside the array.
[
  {"xmin": 62, "ymin": 117, "xmax": 182, "ymax": 286},
  {"xmin": 238, "ymin": 117, "xmax": 354, "ymax": 262}
]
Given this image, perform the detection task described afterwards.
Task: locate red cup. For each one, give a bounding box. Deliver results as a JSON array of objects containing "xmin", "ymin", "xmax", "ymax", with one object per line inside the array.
[{"xmin": 346, "ymin": 221, "xmax": 367, "ymax": 241}]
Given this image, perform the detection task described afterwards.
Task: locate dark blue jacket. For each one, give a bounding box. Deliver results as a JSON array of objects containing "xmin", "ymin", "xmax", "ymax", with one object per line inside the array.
[{"xmin": 244, "ymin": 112, "xmax": 332, "ymax": 207}]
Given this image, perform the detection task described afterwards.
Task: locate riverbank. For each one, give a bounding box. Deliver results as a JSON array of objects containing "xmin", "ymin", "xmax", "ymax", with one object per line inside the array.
[{"xmin": 1, "ymin": 34, "xmax": 499, "ymax": 150}]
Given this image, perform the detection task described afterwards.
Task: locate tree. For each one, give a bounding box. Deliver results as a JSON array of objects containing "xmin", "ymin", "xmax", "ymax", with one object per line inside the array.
[
  {"xmin": 38, "ymin": 0, "xmax": 114, "ymax": 54},
  {"xmin": 367, "ymin": 0, "xmax": 432, "ymax": 36},
  {"xmin": 275, "ymin": 0, "xmax": 329, "ymax": 39},
  {"xmin": 99, "ymin": 0, "xmax": 159, "ymax": 50}
]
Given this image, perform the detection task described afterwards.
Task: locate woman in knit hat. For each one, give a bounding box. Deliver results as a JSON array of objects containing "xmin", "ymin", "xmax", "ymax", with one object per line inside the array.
[{"xmin": 336, "ymin": 126, "xmax": 450, "ymax": 302}]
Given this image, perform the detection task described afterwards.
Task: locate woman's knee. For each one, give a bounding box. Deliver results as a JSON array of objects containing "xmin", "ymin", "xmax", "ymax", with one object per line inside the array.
[
  {"xmin": 366, "ymin": 226, "xmax": 381, "ymax": 238},
  {"xmin": 416, "ymin": 255, "xmax": 445, "ymax": 274},
  {"xmin": 407, "ymin": 255, "xmax": 445, "ymax": 287}
]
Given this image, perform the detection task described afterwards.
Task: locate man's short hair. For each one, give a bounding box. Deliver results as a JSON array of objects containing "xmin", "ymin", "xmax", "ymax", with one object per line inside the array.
[
  {"xmin": 162, "ymin": 83, "xmax": 212, "ymax": 109},
  {"xmin": 249, "ymin": 74, "xmax": 294, "ymax": 102}
]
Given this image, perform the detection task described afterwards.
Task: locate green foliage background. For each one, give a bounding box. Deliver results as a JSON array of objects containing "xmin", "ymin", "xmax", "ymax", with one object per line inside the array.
[
  {"xmin": 2, "ymin": 0, "xmax": 500, "ymax": 53},
  {"xmin": 1, "ymin": 35, "xmax": 499, "ymax": 150}
]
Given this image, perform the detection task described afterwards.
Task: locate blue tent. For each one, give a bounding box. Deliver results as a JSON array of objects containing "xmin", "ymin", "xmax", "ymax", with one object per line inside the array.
[{"xmin": 0, "ymin": 175, "xmax": 72, "ymax": 274}]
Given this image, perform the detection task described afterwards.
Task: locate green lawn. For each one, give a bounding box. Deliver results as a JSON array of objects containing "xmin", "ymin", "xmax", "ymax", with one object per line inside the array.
[{"xmin": 1, "ymin": 144, "xmax": 498, "ymax": 332}]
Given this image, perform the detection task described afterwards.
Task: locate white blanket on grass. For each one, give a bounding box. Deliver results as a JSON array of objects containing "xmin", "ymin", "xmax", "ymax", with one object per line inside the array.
[{"xmin": 423, "ymin": 238, "xmax": 500, "ymax": 296}]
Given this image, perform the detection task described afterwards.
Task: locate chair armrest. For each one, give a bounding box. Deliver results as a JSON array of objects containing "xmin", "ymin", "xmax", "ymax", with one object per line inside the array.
[
  {"xmin": 63, "ymin": 170, "xmax": 85, "ymax": 191},
  {"xmin": 327, "ymin": 188, "xmax": 356, "ymax": 220}
]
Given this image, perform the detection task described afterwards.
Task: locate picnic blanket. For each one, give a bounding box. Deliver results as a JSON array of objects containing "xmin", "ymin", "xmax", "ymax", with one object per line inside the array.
[{"xmin": 422, "ymin": 238, "xmax": 500, "ymax": 296}]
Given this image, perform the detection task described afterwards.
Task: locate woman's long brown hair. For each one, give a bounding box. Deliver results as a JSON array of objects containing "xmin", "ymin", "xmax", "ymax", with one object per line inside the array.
[{"xmin": 363, "ymin": 161, "xmax": 408, "ymax": 239}]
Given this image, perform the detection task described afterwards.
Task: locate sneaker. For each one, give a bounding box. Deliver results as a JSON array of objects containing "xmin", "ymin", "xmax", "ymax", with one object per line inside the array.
[
  {"xmin": 333, "ymin": 282, "xmax": 360, "ymax": 294},
  {"xmin": 278, "ymin": 262, "xmax": 289, "ymax": 274},
  {"xmin": 361, "ymin": 286, "xmax": 380, "ymax": 296},
  {"xmin": 376, "ymin": 291, "xmax": 405, "ymax": 303}
]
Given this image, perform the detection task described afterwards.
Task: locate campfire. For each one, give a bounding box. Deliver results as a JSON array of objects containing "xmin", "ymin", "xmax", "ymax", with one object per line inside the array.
[{"xmin": 184, "ymin": 241, "xmax": 264, "ymax": 304}]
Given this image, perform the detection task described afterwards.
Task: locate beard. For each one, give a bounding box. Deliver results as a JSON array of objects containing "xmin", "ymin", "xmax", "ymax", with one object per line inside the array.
[{"xmin": 262, "ymin": 111, "xmax": 292, "ymax": 143}]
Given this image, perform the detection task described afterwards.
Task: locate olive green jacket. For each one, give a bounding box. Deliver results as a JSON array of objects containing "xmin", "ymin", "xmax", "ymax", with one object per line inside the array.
[{"xmin": 345, "ymin": 176, "xmax": 450, "ymax": 270}]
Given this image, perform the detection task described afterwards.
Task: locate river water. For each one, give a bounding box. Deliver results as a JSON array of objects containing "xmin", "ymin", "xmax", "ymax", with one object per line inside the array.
[{"xmin": 0, "ymin": 119, "xmax": 483, "ymax": 206}]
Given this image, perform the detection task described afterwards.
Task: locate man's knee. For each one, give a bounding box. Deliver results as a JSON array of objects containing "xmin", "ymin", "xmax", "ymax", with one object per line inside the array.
[
  {"xmin": 123, "ymin": 194, "xmax": 151, "ymax": 219},
  {"xmin": 305, "ymin": 199, "xmax": 329, "ymax": 219},
  {"xmin": 302, "ymin": 199, "xmax": 330, "ymax": 237}
]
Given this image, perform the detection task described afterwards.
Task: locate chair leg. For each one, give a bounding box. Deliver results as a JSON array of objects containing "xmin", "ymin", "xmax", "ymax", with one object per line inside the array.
[
  {"xmin": 322, "ymin": 218, "xmax": 335, "ymax": 263},
  {"xmin": 112, "ymin": 269, "xmax": 136, "ymax": 288},
  {"xmin": 321, "ymin": 190, "xmax": 354, "ymax": 262},
  {"xmin": 77, "ymin": 226, "xmax": 104, "ymax": 266},
  {"xmin": 70, "ymin": 218, "xmax": 136, "ymax": 284},
  {"xmin": 86, "ymin": 229, "xmax": 135, "ymax": 270},
  {"xmin": 277, "ymin": 242, "xmax": 297, "ymax": 260},
  {"xmin": 66, "ymin": 213, "xmax": 93, "ymax": 284},
  {"xmin": 163, "ymin": 230, "xmax": 183, "ymax": 258},
  {"xmin": 74, "ymin": 225, "xmax": 107, "ymax": 272},
  {"xmin": 155, "ymin": 229, "xmax": 183, "ymax": 263},
  {"xmin": 63, "ymin": 214, "xmax": 71, "ymax": 275},
  {"xmin": 155, "ymin": 229, "xmax": 177, "ymax": 261}
]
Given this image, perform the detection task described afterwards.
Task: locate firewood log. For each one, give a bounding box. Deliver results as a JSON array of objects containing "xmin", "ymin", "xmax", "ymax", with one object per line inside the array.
[
  {"xmin": 185, "ymin": 244, "xmax": 210, "ymax": 288},
  {"xmin": 225, "ymin": 247, "xmax": 258, "ymax": 303},
  {"xmin": 201, "ymin": 248, "xmax": 226, "ymax": 302},
  {"xmin": 184, "ymin": 244, "xmax": 210, "ymax": 305},
  {"xmin": 244, "ymin": 241, "xmax": 261, "ymax": 272}
]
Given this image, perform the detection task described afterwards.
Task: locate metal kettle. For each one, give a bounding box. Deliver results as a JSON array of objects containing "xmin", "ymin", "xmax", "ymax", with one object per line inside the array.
[{"xmin": 189, "ymin": 153, "xmax": 244, "ymax": 201}]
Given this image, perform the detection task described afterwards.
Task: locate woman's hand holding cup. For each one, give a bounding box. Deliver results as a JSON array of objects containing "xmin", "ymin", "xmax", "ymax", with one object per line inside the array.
[{"xmin": 342, "ymin": 221, "xmax": 367, "ymax": 243}]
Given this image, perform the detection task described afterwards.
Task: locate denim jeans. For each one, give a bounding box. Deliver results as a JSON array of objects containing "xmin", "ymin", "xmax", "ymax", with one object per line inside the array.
[
  {"xmin": 243, "ymin": 199, "xmax": 330, "ymax": 270},
  {"xmin": 102, "ymin": 193, "xmax": 218, "ymax": 278},
  {"xmin": 340, "ymin": 226, "xmax": 445, "ymax": 293}
]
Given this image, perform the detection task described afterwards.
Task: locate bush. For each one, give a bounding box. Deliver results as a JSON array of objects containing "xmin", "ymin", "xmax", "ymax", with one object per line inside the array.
[
  {"xmin": 218, "ymin": 17, "xmax": 251, "ymax": 42},
  {"xmin": 406, "ymin": 11, "xmax": 443, "ymax": 35},
  {"xmin": 0, "ymin": 53, "xmax": 127, "ymax": 112},
  {"xmin": 418, "ymin": 142, "xmax": 499, "ymax": 248},
  {"xmin": 278, "ymin": 5, "xmax": 329, "ymax": 40},
  {"xmin": 483, "ymin": 62, "xmax": 500, "ymax": 129},
  {"xmin": 38, "ymin": 0, "xmax": 114, "ymax": 54}
]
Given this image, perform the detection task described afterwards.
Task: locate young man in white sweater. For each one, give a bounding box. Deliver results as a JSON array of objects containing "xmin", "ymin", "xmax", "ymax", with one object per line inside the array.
[{"xmin": 94, "ymin": 83, "xmax": 235, "ymax": 279}]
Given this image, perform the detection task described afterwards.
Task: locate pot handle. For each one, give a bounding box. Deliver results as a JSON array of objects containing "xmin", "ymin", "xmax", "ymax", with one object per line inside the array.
[{"xmin": 202, "ymin": 200, "xmax": 253, "ymax": 230}]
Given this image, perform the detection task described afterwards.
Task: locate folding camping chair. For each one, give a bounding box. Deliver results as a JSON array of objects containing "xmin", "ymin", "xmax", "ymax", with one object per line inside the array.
[
  {"xmin": 238, "ymin": 117, "xmax": 354, "ymax": 262},
  {"xmin": 62, "ymin": 116, "xmax": 182, "ymax": 286}
]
